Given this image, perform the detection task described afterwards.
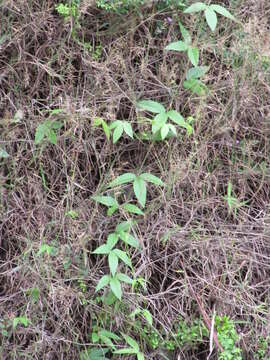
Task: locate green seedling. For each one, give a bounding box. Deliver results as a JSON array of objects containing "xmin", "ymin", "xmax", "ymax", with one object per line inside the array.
[
  {"xmin": 165, "ymin": 21, "xmax": 200, "ymax": 66},
  {"xmin": 137, "ymin": 100, "xmax": 193, "ymax": 139},
  {"xmin": 109, "ymin": 120, "xmax": 133, "ymax": 143},
  {"xmin": 107, "ymin": 172, "xmax": 164, "ymax": 208},
  {"xmin": 35, "ymin": 120, "xmax": 63, "ymax": 145},
  {"xmin": 107, "ymin": 221, "xmax": 140, "ymax": 249},
  {"xmin": 26, "ymin": 287, "xmax": 40, "ymax": 303},
  {"xmin": 95, "ymin": 272, "xmax": 133, "ymax": 300},
  {"xmin": 92, "ymin": 195, "xmax": 144, "ymax": 216},
  {"xmin": 37, "ymin": 243, "xmax": 58, "ymax": 257},
  {"xmin": 93, "ymin": 233, "xmax": 133, "ymax": 276},
  {"xmin": 13, "ymin": 316, "xmax": 30, "ymax": 330},
  {"xmin": 65, "ymin": 209, "xmax": 79, "ymax": 219},
  {"xmin": 184, "ymin": 65, "xmax": 209, "ymax": 95},
  {"xmin": 224, "ymin": 181, "xmax": 248, "ymax": 216},
  {"xmin": 184, "ymin": 2, "xmax": 236, "ymax": 32}
]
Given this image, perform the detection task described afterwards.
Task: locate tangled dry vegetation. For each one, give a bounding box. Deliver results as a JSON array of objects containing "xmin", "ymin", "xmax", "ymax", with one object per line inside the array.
[{"xmin": 0, "ymin": 0, "xmax": 270, "ymax": 359}]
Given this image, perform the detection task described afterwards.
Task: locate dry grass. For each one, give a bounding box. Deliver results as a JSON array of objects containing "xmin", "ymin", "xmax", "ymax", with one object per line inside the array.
[{"xmin": 1, "ymin": 0, "xmax": 270, "ymax": 359}]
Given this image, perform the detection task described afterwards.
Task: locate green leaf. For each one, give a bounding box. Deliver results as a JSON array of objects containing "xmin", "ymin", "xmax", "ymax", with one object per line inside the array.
[
  {"xmin": 113, "ymin": 249, "xmax": 132, "ymax": 268},
  {"xmin": 184, "ymin": 2, "xmax": 207, "ymax": 13},
  {"xmin": 167, "ymin": 110, "xmax": 193, "ymax": 134},
  {"xmin": 107, "ymin": 233, "xmax": 119, "ymax": 250},
  {"xmin": 122, "ymin": 204, "xmax": 144, "ymax": 215},
  {"xmin": 110, "ymin": 277, "xmax": 122, "ymax": 300},
  {"xmin": 108, "ymin": 173, "xmax": 136, "ymax": 187},
  {"xmin": 165, "ymin": 41, "xmax": 188, "ymax": 52},
  {"xmin": 49, "ymin": 108, "xmax": 63, "ymax": 116},
  {"xmin": 37, "ymin": 244, "xmax": 56, "ymax": 256},
  {"xmin": 205, "ymin": 8, "xmax": 217, "ymax": 32},
  {"xmin": 92, "ymin": 244, "xmax": 110, "ymax": 254},
  {"xmin": 102, "ymin": 121, "xmax": 111, "ymax": 140},
  {"xmin": 152, "ymin": 112, "xmax": 168, "ymax": 134},
  {"xmin": 29, "ymin": 287, "xmax": 40, "ymax": 302},
  {"xmin": 93, "ymin": 117, "xmax": 103, "ymax": 126},
  {"xmin": 179, "ymin": 21, "xmax": 191, "ymax": 44},
  {"xmin": 93, "ymin": 117, "xmax": 111, "ymax": 140},
  {"xmin": 123, "ymin": 121, "xmax": 133, "ymax": 138},
  {"xmin": 114, "ymin": 348, "xmax": 138, "ymax": 355},
  {"xmin": 137, "ymin": 352, "xmax": 145, "ymax": 360},
  {"xmin": 168, "ymin": 124, "xmax": 177, "ymax": 136},
  {"xmin": 96, "ymin": 275, "xmax": 111, "ymax": 291},
  {"xmin": 109, "ymin": 251, "xmax": 119, "ymax": 276},
  {"xmin": 167, "ymin": 110, "xmax": 185, "ymax": 125},
  {"xmin": 99, "ymin": 334, "xmax": 115, "ymax": 349},
  {"xmin": 130, "ymin": 308, "xmax": 141, "ymax": 318},
  {"xmin": 119, "ymin": 232, "xmax": 140, "ymax": 248},
  {"xmin": 142, "ymin": 310, "xmax": 153, "ymax": 326},
  {"xmin": 47, "ymin": 129, "xmax": 57, "ymax": 145},
  {"xmin": 116, "ymin": 273, "xmax": 133, "ymax": 284},
  {"xmin": 160, "ymin": 124, "xmax": 169, "ymax": 140},
  {"xmin": 51, "ymin": 120, "xmax": 63, "ymax": 129},
  {"xmin": 0, "ymin": 148, "xmax": 9, "ymax": 158},
  {"xmin": 35, "ymin": 123, "xmax": 47, "ymax": 144},
  {"xmin": 122, "ymin": 334, "xmax": 140, "ymax": 351},
  {"xmin": 140, "ymin": 173, "xmax": 164, "ymax": 186},
  {"xmin": 186, "ymin": 66, "xmax": 209, "ymax": 80},
  {"xmin": 133, "ymin": 177, "xmax": 147, "ymax": 208},
  {"xmin": 188, "ymin": 47, "xmax": 199, "ymax": 67},
  {"xmin": 102, "ymin": 291, "xmax": 117, "ymax": 306},
  {"xmin": 107, "ymin": 206, "xmax": 118, "ymax": 216},
  {"xmin": 210, "ymin": 4, "xmax": 236, "ymax": 20},
  {"xmin": 137, "ymin": 100, "xmax": 165, "ymax": 114},
  {"xmin": 112, "ymin": 123, "xmax": 124, "ymax": 143},
  {"xmin": 92, "ymin": 332, "xmax": 99, "ymax": 342},
  {"xmin": 99, "ymin": 330, "xmax": 120, "ymax": 341},
  {"xmin": 92, "ymin": 195, "xmax": 118, "ymax": 208},
  {"xmin": 116, "ymin": 221, "xmax": 132, "ymax": 233},
  {"xmin": 184, "ymin": 79, "xmax": 207, "ymax": 96},
  {"xmin": 110, "ymin": 120, "xmax": 121, "ymax": 129},
  {"xmin": 13, "ymin": 316, "xmax": 30, "ymax": 329},
  {"xmin": 65, "ymin": 210, "xmax": 79, "ymax": 219}
]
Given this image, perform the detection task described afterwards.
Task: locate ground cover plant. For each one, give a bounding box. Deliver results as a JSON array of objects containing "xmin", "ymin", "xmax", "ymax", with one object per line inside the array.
[{"xmin": 1, "ymin": 0, "xmax": 270, "ymax": 359}]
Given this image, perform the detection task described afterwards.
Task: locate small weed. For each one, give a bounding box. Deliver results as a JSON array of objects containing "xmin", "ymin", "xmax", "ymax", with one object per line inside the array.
[
  {"xmin": 137, "ymin": 100, "xmax": 193, "ymax": 139},
  {"xmin": 223, "ymin": 181, "xmax": 248, "ymax": 216},
  {"xmin": 12, "ymin": 316, "xmax": 30, "ymax": 330},
  {"xmin": 35, "ymin": 120, "xmax": 63, "ymax": 145}
]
